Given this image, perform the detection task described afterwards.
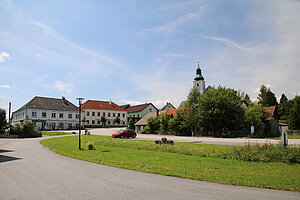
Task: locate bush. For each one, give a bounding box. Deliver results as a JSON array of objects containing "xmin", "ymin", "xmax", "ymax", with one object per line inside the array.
[
  {"xmin": 225, "ymin": 143, "xmax": 300, "ymax": 164},
  {"xmin": 87, "ymin": 141, "xmax": 95, "ymax": 150},
  {"xmin": 11, "ymin": 122, "xmax": 41, "ymax": 136}
]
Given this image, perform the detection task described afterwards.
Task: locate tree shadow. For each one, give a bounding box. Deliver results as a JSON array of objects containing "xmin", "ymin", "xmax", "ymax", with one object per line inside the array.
[{"xmin": 0, "ymin": 149, "xmax": 22, "ymax": 163}]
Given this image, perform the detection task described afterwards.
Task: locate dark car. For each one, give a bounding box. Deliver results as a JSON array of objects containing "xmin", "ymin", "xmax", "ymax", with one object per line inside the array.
[{"xmin": 112, "ymin": 129, "xmax": 137, "ymax": 138}]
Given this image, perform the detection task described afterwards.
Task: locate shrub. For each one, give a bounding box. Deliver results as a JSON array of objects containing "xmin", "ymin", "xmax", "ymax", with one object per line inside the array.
[
  {"xmin": 11, "ymin": 122, "xmax": 40, "ymax": 136},
  {"xmin": 225, "ymin": 143, "xmax": 300, "ymax": 164},
  {"xmin": 87, "ymin": 141, "xmax": 95, "ymax": 150}
]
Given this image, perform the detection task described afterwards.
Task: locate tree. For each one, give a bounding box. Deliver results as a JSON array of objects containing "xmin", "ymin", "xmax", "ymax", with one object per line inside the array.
[
  {"xmin": 257, "ymin": 85, "xmax": 278, "ymax": 107},
  {"xmin": 244, "ymin": 104, "xmax": 268, "ymax": 131},
  {"xmin": 0, "ymin": 109, "xmax": 7, "ymax": 134},
  {"xmin": 185, "ymin": 86, "xmax": 201, "ymax": 132},
  {"xmin": 100, "ymin": 116, "xmax": 106, "ymax": 126},
  {"xmin": 278, "ymin": 94, "xmax": 291, "ymax": 122},
  {"xmin": 197, "ymin": 87, "xmax": 245, "ymax": 135},
  {"xmin": 279, "ymin": 94, "xmax": 288, "ymax": 104},
  {"xmin": 114, "ymin": 117, "xmax": 120, "ymax": 124},
  {"xmin": 289, "ymin": 96, "xmax": 300, "ymax": 129},
  {"xmin": 127, "ymin": 118, "xmax": 135, "ymax": 130},
  {"xmin": 0, "ymin": 108, "xmax": 6, "ymax": 128}
]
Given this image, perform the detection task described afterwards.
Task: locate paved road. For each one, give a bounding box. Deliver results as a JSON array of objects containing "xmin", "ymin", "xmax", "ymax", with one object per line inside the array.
[
  {"xmin": 64, "ymin": 128, "xmax": 300, "ymax": 146},
  {"xmin": 0, "ymin": 137, "xmax": 299, "ymax": 200}
]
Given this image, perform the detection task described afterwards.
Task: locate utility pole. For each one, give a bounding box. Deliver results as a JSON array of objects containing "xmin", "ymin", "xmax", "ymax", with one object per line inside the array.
[{"xmin": 76, "ymin": 98, "xmax": 84, "ymax": 150}]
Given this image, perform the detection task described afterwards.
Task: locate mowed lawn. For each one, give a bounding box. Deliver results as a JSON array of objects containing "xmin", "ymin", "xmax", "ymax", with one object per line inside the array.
[{"xmin": 41, "ymin": 135, "xmax": 300, "ymax": 192}]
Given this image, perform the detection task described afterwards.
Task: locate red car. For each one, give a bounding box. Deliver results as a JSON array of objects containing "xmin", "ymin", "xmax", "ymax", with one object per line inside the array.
[{"xmin": 112, "ymin": 129, "xmax": 137, "ymax": 138}]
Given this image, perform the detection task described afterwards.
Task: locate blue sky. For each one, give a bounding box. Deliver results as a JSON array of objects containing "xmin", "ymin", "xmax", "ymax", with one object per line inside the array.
[{"xmin": 1, "ymin": 0, "xmax": 300, "ymax": 112}]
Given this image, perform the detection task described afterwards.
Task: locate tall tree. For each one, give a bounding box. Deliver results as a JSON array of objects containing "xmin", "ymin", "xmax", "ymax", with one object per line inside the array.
[
  {"xmin": 0, "ymin": 109, "xmax": 7, "ymax": 133},
  {"xmin": 185, "ymin": 86, "xmax": 201, "ymax": 132},
  {"xmin": 279, "ymin": 94, "xmax": 288, "ymax": 104},
  {"xmin": 197, "ymin": 87, "xmax": 245, "ymax": 135},
  {"xmin": 257, "ymin": 85, "xmax": 278, "ymax": 106},
  {"xmin": 289, "ymin": 96, "xmax": 300, "ymax": 129}
]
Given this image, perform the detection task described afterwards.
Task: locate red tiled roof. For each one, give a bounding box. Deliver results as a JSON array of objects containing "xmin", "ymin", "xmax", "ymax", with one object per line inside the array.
[
  {"xmin": 127, "ymin": 103, "xmax": 156, "ymax": 113},
  {"xmin": 82, "ymin": 100, "xmax": 126, "ymax": 111},
  {"xmin": 264, "ymin": 106, "xmax": 276, "ymax": 118},
  {"xmin": 166, "ymin": 108, "xmax": 189, "ymax": 116}
]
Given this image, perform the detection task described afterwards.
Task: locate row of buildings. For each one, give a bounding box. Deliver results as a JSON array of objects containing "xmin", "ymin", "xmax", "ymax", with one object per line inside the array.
[{"xmin": 11, "ymin": 96, "xmax": 176, "ymax": 131}]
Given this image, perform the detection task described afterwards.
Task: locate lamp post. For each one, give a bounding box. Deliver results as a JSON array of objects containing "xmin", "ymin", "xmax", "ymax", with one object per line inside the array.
[{"xmin": 76, "ymin": 98, "xmax": 84, "ymax": 150}]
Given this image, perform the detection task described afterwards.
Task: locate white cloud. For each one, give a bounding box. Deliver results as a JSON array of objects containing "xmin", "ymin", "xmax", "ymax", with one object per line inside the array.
[
  {"xmin": 138, "ymin": 13, "xmax": 201, "ymax": 34},
  {"xmin": 32, "ymin": 72, "xmax": 54, "ymax": 83},
  {"xmin": 54, "ymin": 81, "xmax": 73, "ymax": 95},
  {"xmin": 0, "ymin": 84, "xmax": 11, "ymax": 89},
  {"xmin": 0, "ymin": 52, "xmax": 10, "ymax": 62}
]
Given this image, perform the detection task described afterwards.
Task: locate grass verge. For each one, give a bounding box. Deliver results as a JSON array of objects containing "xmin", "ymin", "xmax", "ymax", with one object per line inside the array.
[
  {"xmin": 41, "ymin": 131, "xmax": 75, "ymax": 136},
  {"xmin": 41, "ymin": 135, "xmax": 300, "ymax": 192}
]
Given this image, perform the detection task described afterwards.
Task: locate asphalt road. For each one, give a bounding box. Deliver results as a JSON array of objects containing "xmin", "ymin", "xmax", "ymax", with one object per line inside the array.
[
  {"xmin": 0, "ymin": 137, "xmax": 299, "ymax": 200},
  {"xmin": 65, "ymin": 128, "xmax": 300, "ymax": 146}
]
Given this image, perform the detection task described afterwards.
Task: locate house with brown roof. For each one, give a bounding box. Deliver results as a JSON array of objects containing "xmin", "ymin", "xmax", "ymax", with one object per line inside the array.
[
  {"xmin": 81, "ymin": 100, "xmax": 127, "ymax": 127},
  {"xmin": 126, "ymin": 103, "xmax": 158, "ymax": 119},
  {"xmin": 12, "ymin": 96, "xmax": 79, "ymax": 130}
]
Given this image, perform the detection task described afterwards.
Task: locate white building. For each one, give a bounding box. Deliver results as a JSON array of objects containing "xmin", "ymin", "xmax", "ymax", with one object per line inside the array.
[
  {"xmin": 12, "ymin": 96, "xmax": 79, "ymax": 130},
  {"xmin": 125, "ymin": 103, "xmax": 158, "ymax": 119},
  {"xmin": 81, "ymin": 100, "xmax": 127, "ymax": 127}
]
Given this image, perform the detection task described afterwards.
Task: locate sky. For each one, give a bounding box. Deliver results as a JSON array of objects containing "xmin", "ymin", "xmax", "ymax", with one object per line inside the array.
[{"xmin": 1, "ymin": 0, "xmax": 300, "ymax": 113}]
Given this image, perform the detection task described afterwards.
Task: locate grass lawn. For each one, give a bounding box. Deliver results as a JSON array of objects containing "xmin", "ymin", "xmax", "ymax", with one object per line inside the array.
[
  {"xmin": 41, "ymin": 131, "xmax": 75, "ymax": 136},
  {"xmin": 41, "ymin": 135, "xmax": 300, "ymax": 192}
]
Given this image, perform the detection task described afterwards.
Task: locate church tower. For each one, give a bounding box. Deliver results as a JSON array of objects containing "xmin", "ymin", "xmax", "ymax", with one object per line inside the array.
[{"xmin": 193, "ymin": 62, "xmax": 206, "ymax": 94}]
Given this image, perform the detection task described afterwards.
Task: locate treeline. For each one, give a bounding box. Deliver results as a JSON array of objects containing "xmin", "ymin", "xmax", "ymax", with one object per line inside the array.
[{"xmin": 140, "ymin": 85, "xmax": 300, "ymax": 137}]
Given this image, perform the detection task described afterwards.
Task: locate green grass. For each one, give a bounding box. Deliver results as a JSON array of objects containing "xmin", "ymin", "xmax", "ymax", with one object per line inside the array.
[
  {"xmin": 41, "ymin": 135, "xmax": 300, "ymax": 192},
  {"xmin": 41, "ymin": 131, "xmax": 75, "ymax": 136}
]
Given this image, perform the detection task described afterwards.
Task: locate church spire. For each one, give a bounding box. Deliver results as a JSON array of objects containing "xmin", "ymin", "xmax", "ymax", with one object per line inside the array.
[{"xmin": 194, "ymin": 62, "xmax": 204, "ymax": 81}]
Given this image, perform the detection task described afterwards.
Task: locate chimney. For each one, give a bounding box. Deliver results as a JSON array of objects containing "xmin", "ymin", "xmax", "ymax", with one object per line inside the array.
[
  {"xmin": 156, "ymin": 109, "xmax": 159, "ymax": 116},
  {"xmin": 62, "ymin": 96, "xmax": 66, "ymax": 101},
  {"xmin": 109, "ymin": 100, "xmax": 112, "ymax": 105}
]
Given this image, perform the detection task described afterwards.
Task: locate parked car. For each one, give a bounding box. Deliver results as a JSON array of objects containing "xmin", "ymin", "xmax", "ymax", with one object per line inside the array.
[{"xmin": 112, "ymin": 129, "xmax": 137, "ymax": 138}]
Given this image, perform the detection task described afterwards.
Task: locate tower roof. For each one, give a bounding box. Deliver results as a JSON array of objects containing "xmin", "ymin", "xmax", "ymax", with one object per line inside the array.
[{"xmin": 194, "ymin": 62, "xmax": 204, "ymax": 81}]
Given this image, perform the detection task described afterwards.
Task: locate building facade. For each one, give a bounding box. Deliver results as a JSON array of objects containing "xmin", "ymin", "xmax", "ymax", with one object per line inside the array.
[
  {"xmin": 12, "ymin": 96, "xmax": 79, "ymax": 130},
  {"xmin": 126, "ymin": 103, "xmax": 158, "ymax": 118},
  {"xmin": 81, "ymin": 100, "xmax": 127, "ymax": 127}
]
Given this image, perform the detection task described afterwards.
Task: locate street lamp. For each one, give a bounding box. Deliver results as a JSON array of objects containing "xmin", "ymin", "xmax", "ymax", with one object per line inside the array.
[{"xmin": 76, "ymin": 97, "xmax": 84, "ymax": 150}]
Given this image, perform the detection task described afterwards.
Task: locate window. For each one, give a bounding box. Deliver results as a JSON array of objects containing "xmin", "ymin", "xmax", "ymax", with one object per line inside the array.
[
  {"xmin": 103, "ymin": 112, "xmax": 105, "ymax": 116},
  {"xmin": 92, "ymin": 120, "xmax": 95, "ymax": 124},
  {"xmin": 137, "ymin": 114, "xmax": 139, "ymax": 117},
  {"xmin": 108, "ymin": 113, "xmax": 111, "ymax": 117},
  {"xmin": 122, "ymin": 113, "xmax": 125, "ymax": 117},
  {"xmin": 97, "ymin": 120, "xmax": 100, "ymax": 124},
  {"xmin": 118, "ymin": 113, "xmax": 120, "ymax": 117},
  {"xmin": 32, "ymin": 112, "xmax": 37, "ymax": 117},
  {"xmin": 92, "ymin": 112, "xmax": 95, "ymax": 116},
  {"xmin": 42, "ymin": 112, "xmax": 46, "ymax": 117},
  {"xmin": 86, "ymin": 111, "xmax": 89, "ymax": 116},
  {"xmin": 86, "ymin": 120, "xmax": 89, "ymax": 124},
  {"xmin": 98, "ymin": 112, "xmax": 100, "ymax": 116},
  {"xmin": 113, "ymin": 113, "xmax": 115, "ymax": 117},
  {"xmin": 108, "ymin": 121, "xmax": 110, "ymax": 125},
  {"xmin": 76, "ymin": 114, "xmax": 79, "ymax": 119},
  {"xmin": 149, "ymin": 108, "xmax": 152, "ymax": 112},
  {"xmin": 68, "ymin": 114, "xmax": 72, "ymax": 119},
  {"xmin": 52, "ymin": 113, "xmax": 56, "ymax": 118},
  {"xmin": 59, "ymin": 113, "xmax": 63, "ymax": 118}
]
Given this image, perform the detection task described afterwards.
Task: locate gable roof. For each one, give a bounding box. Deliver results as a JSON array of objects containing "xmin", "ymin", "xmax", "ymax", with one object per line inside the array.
[
  {"xmin": 14, "ymin": 96, "xmax": 78, "ymax": 112},
  {"xmin": 264, "ymin": 106, "xmax": 277, "ymax": 118},
  {"xmin": 82, "ymin": 100, "xmax": 126, "ymax": 111},
  {"xmin": 127, "ymin": 103, "xmax": 157, "ymax": 113},
  {"xmin": 160, "ymin": 102, "xmax": 176, "ymax": 111}
]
